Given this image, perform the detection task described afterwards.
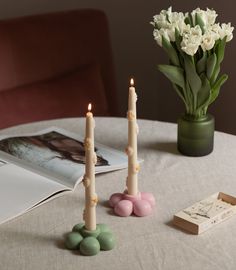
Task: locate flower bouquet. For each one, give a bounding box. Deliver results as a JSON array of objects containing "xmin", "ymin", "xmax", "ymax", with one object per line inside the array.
[{"xmin": 151, "ymin": 7, "xmax": 234, "ymax": 156}]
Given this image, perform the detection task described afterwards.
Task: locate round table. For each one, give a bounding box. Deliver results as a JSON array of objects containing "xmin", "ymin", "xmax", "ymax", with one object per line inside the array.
[{"xmin": 0, "ymin": 117, "xmax": 236, "ymax": 270}]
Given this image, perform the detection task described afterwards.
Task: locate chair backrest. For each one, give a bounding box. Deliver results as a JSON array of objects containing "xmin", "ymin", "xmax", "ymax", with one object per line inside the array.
[{"xmin": 0, "ymin": 9, "xmax": 118, "ymax": 129}]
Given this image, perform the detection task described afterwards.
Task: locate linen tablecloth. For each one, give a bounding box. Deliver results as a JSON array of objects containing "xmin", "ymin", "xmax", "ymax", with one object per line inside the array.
[{"xmin": 0, "ymin": 117, "xmax": 236, "ymax": 270}]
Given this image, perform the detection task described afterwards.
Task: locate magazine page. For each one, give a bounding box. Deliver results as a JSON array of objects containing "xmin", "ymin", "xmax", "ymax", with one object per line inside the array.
[
  {"xmin": 0, "ymin": 160, "xmax": 68, "ymax": 225},
  {"xmin": 0, "ymin": 127, "xmax": 128, "ymax": 189}
]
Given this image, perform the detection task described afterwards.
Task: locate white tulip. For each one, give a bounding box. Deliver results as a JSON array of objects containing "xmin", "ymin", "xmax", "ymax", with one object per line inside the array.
[
  {"xmin": 159, "ymin": 28, "xmax": 171, "ymax": 43},
  {"xmin": 166, "ymin": 6, "xmax": 172, "ymax": 18},
  {"xmin": 151, "ymin": 7, "xmax": 233, "ymax": 51},
  {"xmin": 191, "ymin": 8, "xmax": 207, "ymax": 26},
  {"xmin": 150, "ymin": 19, "xmax": 155, "ymax": 27},
  {"xmin": 153, "ymin": 29, "xmax": 162, "ymax": 46},
  {"xmin": 168, "ymin": 11, "xmax": 185, "ymax": 24},
  {"xmin": 166, "ymin": 26, "xmax": 176, "ymax": 42},
  {"xmin": 153, "ymin": 28, "xmax": 170, "ymax": 47},
  {"xmin": 209, "ymin": 23, "xmax": 221, "ymax": 40},
  {"xmin": 181, "ymin": 25, "xmax": 202, "ymax": 56},
  {"xmin": 201, "ymin": 31, "xmax": 215, "ymax": 51},
  {"xmin": 151, "ymin": 7, "xmax": 187, "ymax": 42},
  {"xmin": 191, "ymin": 8, "xmax": 217, "ymax": 28},
  {"xmin": 176, "ymin": 20, "xmax": 188, "ymax": 35},
  {"xmin": 191, "ymin": 25, "xmax": 202, "ymax": 38},
  {"xmin": 160, "ymin": 7, "xmax": 168, "ymax": 16},
  {"xmin": 169, "ymin": 11, "xmax": 187, "ymax": 36},
  {"xmin": 182, "ymin": 24, "xmax": 191, "ymax": 34},
  {"xmin": 190, "ymin": 8, "xmax": 197, "ymax": 25},
  {"xmin": 206, "ymin": 8, "xmax": 218, "ymax": 26},
  {"xmin": 152, "ymin": 13, "xmax": 168, "ymax": 29},
  {"xmin": 181, "ymin": 41, "xmax": 200, "ymax": 56},
  {"xmin": 219, "ymin": 23, "xmax": 234, "ymax": 42}
]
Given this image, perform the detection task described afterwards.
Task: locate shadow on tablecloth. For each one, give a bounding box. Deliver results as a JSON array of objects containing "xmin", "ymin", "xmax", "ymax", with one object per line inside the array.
[{"xmin": 140, "ymin": 141, "xmax": 181, "ymax": 156}]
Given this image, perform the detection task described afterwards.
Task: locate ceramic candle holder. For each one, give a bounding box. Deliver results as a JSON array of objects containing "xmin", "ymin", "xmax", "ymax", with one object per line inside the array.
[
  {"xmin": 109, "ymin": 190, "xmax": 155, "ymax": 217},
  {"xmin": 65, "ymin": 223, "xmax": 115, "ymax": 256}
]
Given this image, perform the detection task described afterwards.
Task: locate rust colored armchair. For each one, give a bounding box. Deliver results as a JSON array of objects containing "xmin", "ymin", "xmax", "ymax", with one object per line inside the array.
[{"xmin": 0, "ymin": 9, "xmax": 118, "ymax": 129}]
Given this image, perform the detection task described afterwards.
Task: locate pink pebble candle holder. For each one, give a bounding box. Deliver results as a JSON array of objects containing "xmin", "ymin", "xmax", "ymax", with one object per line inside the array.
[
  {"xmin": 109, "ymin": 190, "xmax": 155, "ymax": 217},
  {"xmin": 109, "ymin": 79, "xmax": 155, "ymax": 217}
]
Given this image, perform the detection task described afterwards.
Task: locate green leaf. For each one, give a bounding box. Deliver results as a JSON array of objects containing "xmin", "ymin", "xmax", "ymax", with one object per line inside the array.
[
  {"xmin": 183, "ymin": 54, "xmax": 202, "ymax": 96},
  {"xmin": 162, "ymin": 36, "xmax": 180, "ymax": 66},
  {"xmin": 185, "ymin": 81, "xmax": 193, "ymax": 114},
  {"xmin": 172, "ymin": 83, "xmax": 188, "ymax": 110},
  {"xmin": 214, "ymin": 40, "xmax": 220, "ymax": 53},
  {"xmin": 197, "ymin": 51, "xmax": 207, "ymax": 74},
  {"xmin": 184, "ymin": 13, "xmax": 194, "ymax": 26},
  {"xmin": 212, "ymin": 74, "xmax": 228, "ymax": 90},
  {"xmin": 174, "ymin": 28, "xmax": 184, "ymax": 67},
  {"xmin": 175, "ymin": 28, "xmax": 183, "ymax": 55},
  {"xmin": 196, "ymin": 13, "xmax": 205, "ymax": 34},
  {"xmin": 210, "ymin": 38, "xmax": 226, "ymax": 84},
  {"xmin": 189, "ymin": 13, "xmax": 194, "ymax": 26},
  {"xmin": 158, "ymin": 64, "xmax": 185, "ymax": 89},
  {"xmin": 209, "ymin": 74, "xmax": 228, "ymax": 105},
  {"xmin": 216, "ymin": 37, "xmax": 226, "ymax": 64},
  {"xmin": 197, "ymin": 74, "xmax": 211, "ymax": 109},
  {"xmin": 184, "ymin": 16, "xmax": 191, "ymax": 26},
  {"xmin": 210, "ymin": 65, "xmax": 220, "ymax": 85},
  {"xmin": 206, "ymin": 53, "xmax": 217, "ymax": 80}
]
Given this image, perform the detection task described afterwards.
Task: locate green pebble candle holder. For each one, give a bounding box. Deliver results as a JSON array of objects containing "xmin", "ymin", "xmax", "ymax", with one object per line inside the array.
[{"xmin": 65, "ymin": 223, "xmax": 115, "ymax": 256}]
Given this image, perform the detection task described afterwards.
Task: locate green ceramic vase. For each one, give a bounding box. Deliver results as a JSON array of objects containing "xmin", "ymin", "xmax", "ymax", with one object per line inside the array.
[{"xmin": 177, "ymin": 114, "xmax": 215, "ymax": 157}]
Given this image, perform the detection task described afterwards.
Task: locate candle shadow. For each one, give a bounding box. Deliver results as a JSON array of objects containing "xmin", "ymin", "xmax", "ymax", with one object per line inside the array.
[
  {"xmin": 106, "ymin": 208, "xmax": 119, "ymax": 216},
  {"xmin": 141, "ymin": 141, "xmax": 181, "ymax": 156},
  {"xmin": 99, "ymin": 199, "xmax": 111, "ymax": 209},
  {"xmin": 55, "ymin": 232, "xmax": 69, "ymax": 250},
  {"xmin": 165, "ymin": 220, "xmax": 193, "ymax": 235},
  {"xmin": 0, "ymin": 227, "xmax": 68, "ymax": 251}
]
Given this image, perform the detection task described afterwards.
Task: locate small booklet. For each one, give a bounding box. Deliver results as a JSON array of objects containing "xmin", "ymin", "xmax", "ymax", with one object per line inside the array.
[{"xmin": 0, "ymin": 127, "xmax": 128, "ymax": 225}]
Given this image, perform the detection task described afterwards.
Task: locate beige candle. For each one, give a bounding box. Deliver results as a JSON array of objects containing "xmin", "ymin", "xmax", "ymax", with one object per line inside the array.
[
  {"xmin": 83, "ymin": 103, "xmax": 97, "ymax": 231},
  {"xmin": 126, "ymin": 78, "xmax": 139, "ymax": 196}
]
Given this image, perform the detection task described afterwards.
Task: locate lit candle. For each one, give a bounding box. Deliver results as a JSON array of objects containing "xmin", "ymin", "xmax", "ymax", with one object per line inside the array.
[
  {"xmin": 126, "ymin": 78, "xmax": 139, "ymax": 196},
  {"xmin": 83, "ymin": 103, "xmax": 97, "ymax": 231}
]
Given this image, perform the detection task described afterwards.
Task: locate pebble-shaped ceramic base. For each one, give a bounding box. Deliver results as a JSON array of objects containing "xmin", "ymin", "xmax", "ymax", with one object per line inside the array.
[
  {"xmin": 65, "ymin": 223, "xmax": 115, "ymax": 256},
  {"xmin": 109, "ymin": 191, "xmax": 155, "ymax": 217}
]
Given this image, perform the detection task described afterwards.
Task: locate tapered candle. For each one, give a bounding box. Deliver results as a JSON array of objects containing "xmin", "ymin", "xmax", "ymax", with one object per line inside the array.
[
  {"xmin": 109, "ymin": 79, "xmax": 155, "ymax": 217},
  {"xmin": 65, "ymin": 103, "xmax": 116, "ymax": 255},
  {"xmin": 126, "ymin": 78, "xmax": 139, "ymax": 196},
  {"xmin": 83, "ymin": 103, "xmax": 97, "ymax": 231}
]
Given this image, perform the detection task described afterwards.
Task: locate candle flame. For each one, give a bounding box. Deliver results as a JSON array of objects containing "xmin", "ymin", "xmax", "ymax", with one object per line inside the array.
[
  {"xmin": 88, "ymin": 103, "xmax": 92, "ymax": 111},
  {"xmin": 130, "ymin": 78, "xmax": 134, "ymax": 86}
]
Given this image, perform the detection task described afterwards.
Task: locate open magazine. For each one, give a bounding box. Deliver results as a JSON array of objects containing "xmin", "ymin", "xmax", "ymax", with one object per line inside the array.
[{"xmin": 0, "ymin": 127, "xmax": 128, "ymax": 225}]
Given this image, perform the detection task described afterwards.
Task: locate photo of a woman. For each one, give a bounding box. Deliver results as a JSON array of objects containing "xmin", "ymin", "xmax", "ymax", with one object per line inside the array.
[{"xmin": 0, "ymin": 131, "xmax": 109, "ymax": 180}]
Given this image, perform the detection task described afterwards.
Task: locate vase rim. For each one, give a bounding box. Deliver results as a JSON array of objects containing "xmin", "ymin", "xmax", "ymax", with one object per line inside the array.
[{"xmin": 182, "ymin": 113, "xmax": 213, "ymax": 122}]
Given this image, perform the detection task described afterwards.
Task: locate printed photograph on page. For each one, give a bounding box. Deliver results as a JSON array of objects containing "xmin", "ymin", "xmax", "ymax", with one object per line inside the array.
[{"xmin": 0, "ymin": 131, "xmax": 109, "ymax": 180}]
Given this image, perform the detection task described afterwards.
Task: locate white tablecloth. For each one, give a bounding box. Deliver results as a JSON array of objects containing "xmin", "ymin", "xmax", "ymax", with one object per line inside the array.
[{"xmin": 0, "ymin": 117, "xmax": 236, "ymax": 270}]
